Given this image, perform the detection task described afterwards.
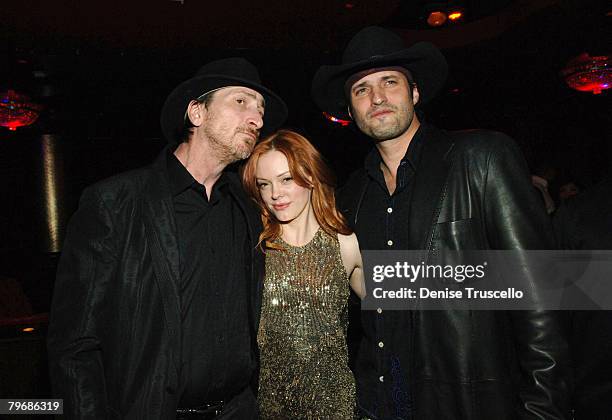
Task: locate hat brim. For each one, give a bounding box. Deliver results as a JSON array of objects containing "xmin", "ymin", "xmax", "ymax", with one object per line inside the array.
[
  {"xmin": 312, "ymin": 42, "xmax": 448, "ymax": 120},
  {"xmin": 161, "ymin": 74, "xmax": 288, "ymax": 145}
]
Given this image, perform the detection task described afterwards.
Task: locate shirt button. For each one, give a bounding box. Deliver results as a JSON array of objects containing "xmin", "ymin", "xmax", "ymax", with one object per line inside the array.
[
  {"xmin": 377, "ymin": 308, "xmax": 383, "ymax": 314},
  {"xmin": 387, "ymin": 207, "xmax": 393, "ymax": 213},
  {"xmin": 378, "ymin": 341, "xmax": 384, "ymax": 348},
  {"xmin": 379, "ymin": 375, "xmax": 384, "ymax": 383},
  {"xmin": 387, "ymin": 240, "xmax": 393, "ymax": 246}
]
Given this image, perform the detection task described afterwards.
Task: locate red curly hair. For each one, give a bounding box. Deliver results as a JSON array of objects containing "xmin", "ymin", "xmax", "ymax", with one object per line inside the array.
[{"xmin": 241, "ymin": 129, "xmax": 351, "ymax": 250}]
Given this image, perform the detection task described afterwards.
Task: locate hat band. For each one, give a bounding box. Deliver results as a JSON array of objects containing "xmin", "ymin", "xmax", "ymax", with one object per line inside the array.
[
  {"xmin": 195, "ymin": 86, "xmax": 226, "ymax": 102},
  {"xmin": 183, "ymin": 86, "xmax": 227, "ymax": 123}
]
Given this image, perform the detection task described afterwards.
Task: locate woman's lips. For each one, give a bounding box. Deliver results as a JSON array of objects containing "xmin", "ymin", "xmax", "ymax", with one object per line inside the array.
[{"xmin": 272, "ymin": 203, "xmax": 290, "ymax": 211}]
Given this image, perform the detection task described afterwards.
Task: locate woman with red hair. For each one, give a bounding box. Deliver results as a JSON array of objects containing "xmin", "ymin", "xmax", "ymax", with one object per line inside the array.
[{"xmin": 242, "ymin": 129, "xmax": 364, "ymax": 419}]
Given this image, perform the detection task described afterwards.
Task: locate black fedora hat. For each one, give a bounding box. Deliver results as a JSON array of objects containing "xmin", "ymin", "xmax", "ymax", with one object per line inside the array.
[
  {"xmin": 161, "ymin": 57, "xmax": 288, "ymax": 144},
  {"xmin": 312, "ymin": 26, "xmax": 448, "ymax": 120}
]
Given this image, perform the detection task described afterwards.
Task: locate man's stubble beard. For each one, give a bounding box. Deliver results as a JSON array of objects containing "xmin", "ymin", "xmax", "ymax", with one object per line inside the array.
[
  {"xmin": 202, "ymin": 113, "xmax": 257, "ymax": 164},
  {"xmin": 354, "ymin": 106, "xmax": 414, "ymax": 142}
]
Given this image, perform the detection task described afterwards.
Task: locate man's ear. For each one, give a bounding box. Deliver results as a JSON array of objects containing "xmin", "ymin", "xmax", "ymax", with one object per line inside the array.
[
  {"xmin": 412, "ymin": 84, "xmax": 420, "ymax": 106},
  {"xmin": 347, "ymin": 105, "xmax": 353, "ymax": 120},
  {"xmin": 186, "ymin": 100, "xmax": 204, "ymax": 127}
]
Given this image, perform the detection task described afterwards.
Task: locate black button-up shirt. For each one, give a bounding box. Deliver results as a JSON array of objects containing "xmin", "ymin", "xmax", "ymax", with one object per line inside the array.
[
  {"xmin": 167, "ymin": 152, "xmax": 253, "ymax": 407},
  {"xmin": 352, "ymin": 124, "xmax": 425, "ymax": 420}
]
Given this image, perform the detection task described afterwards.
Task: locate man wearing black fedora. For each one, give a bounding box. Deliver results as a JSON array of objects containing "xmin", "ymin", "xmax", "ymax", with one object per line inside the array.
[
  {"xmin": 313, "ymin": 27, "xmax": 569, "ymax": 419},
  {"xmin": 48, "ymin": 57, "xmax": 287, "ymax": 419}
]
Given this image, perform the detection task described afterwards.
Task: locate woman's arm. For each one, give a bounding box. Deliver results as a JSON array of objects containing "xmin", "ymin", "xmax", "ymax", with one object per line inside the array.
[{"xmin": 338, "ymin": 233, "xmax": 365, "ymax": 299}]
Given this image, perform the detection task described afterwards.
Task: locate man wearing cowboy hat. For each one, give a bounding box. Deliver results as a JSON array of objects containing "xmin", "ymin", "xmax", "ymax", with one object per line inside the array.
[
  {"xmin": 313, "ymin": 27, "xmax": 569, "ymax": 419},
  {"xmin": 48, "ymin": 57, "xmax": 287, "ymax": 419}
]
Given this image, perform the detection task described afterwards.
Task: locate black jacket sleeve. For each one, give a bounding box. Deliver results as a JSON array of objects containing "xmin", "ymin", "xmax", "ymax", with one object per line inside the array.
[
  {"xmin": 483, "ymin": 135, "xmax": 570, "ymax": 419},
  {"xmin": 47, "ymin": 186, "xmax": 117, "ymax": 419}
]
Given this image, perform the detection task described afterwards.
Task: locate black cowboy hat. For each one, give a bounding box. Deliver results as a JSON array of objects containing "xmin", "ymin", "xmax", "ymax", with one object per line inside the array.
[
  {"xmin": 160, "ymin": 57, "xmax": 288, "ymax": 144},
  {"xmin": 312, "ymin": 26, "xmax": 448, "ymax": 120}
]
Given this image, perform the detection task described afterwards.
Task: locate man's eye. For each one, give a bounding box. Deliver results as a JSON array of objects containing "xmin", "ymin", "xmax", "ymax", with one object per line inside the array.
[
  {"xmin": 385, "ymin": 80, "xmax": 397, "ymax": 86},
  {"xmin": 354, "ymin": 88, "xmax": 367, "ymax": 96},
  {"xmin": 236, "ymin": 98, "xmax": 245, "ymax": 104}
]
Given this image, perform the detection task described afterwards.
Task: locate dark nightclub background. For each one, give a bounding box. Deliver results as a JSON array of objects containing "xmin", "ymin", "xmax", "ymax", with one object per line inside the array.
[{"xmin": 1, "ymin": 0, "xmax": 610, "ymax": 411}]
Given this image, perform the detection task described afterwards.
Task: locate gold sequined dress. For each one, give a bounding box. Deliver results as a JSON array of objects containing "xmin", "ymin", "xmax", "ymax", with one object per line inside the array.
[{"xmin": 257, "ymin": 228, "xmax": 356, "ymax": 419}]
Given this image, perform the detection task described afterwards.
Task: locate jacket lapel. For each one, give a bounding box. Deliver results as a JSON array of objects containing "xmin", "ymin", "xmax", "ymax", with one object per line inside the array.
[
  {"xmin": 409, "ymin": 126, "xmax": 455, "ymax": 249},
  {"xmin": 142, "ymin": 150, "xmax": 181, "ymax": 366}
]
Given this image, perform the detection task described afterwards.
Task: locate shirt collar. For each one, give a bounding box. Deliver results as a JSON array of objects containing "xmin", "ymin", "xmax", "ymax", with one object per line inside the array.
[
  {"xmin": 166, "ymin": 151, "xmax": 229, "ymax": 197},
  {"xmin": 364, "ymin": 122, "xmax": 427, "ymax": 177}
]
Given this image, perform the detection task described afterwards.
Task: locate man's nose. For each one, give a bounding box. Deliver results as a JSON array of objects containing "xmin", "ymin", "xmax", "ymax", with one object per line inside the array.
[
  {"xmin": 247, "ymin": 110, "xmax": 264, "ymax": 130},
  {"xmin": 371, "ymin": 87, "xmax": 386, "ymax": 105}
]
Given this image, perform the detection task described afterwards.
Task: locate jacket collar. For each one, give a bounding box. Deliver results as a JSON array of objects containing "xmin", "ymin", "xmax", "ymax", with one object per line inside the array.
[
  {"xmin": 144, "ymin": 147, "xmax": 182, "ymax": 281},
  {"xmin": 408, "ymin": 125, "xmax": 455, "ymax": 249},
  {"xmin": 140, "ymin": 147, "xmax": 182, "ymax": 373}
]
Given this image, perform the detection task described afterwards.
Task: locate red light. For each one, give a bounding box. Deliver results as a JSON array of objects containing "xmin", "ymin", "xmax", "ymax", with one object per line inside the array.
[
  {"xmin": 0, "ymin": 90, "xmax": 42, "ymax": 131},
  {"xmin": 448, "ymin": 11, "xmax": 463, "ymax": 21},
  {"xmin": 561, "ymin": 53, "xmax": 611, "ymax": 95},
  {"xmin": 427, "ymin": 11, "xmax": 447, "ymax": 27},
  {"xmin": 322, "ymin": 112, "xmax": 351, "ymax": 126},
  {"xmin": 344, "ymin": 2, "xmax": 355, "ymax": 9}
]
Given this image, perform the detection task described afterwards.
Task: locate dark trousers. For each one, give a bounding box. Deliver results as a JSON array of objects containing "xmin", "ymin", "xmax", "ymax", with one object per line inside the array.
[
  {"xmin": 217, "ymin": 387, "xmax": 258, "ymax": 420},
  {"xmin": 177, "ymin": 387, "xmax": 258, "ymax": 420}
]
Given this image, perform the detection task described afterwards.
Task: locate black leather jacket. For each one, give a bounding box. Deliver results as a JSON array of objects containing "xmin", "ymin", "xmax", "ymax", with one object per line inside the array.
[{"xmin": 339, "ymin": 125, "xmax": 570, "ymax": 419}]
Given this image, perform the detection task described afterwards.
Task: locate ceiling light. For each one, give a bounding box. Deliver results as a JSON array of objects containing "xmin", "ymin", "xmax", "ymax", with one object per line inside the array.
[
  {"xmin": 448, "ymin": 11, "xmax": 463, "ymax": 21},
  {"xmin": 427, "ymin": 11, "xmax": 447, "ymax": 27}
]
